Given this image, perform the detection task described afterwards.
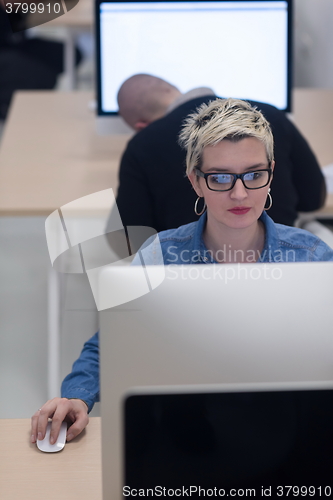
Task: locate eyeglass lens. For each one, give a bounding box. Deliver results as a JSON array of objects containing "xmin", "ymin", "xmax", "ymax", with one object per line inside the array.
[{"xmin": 207, "ymin": 170, "xmax": 269, "ymax": 191}]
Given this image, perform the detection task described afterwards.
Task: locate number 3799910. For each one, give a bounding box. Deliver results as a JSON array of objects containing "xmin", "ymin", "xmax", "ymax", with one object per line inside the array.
[
  {"xmin": 5, "ymin": 2, "xmax": 62, "ymax": 14},
  {"xmin": 276, "ymin": 486, "xmax": 332, "ymax": 497}
]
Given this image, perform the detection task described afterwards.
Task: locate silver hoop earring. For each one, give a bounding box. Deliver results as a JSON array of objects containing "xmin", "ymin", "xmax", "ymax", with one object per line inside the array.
[
  {"xmin": 264, "ymin": 188, "xmax": 272, "ymax": 211},
  {"xmin": 194, "ymin": 196, "xmax": 206, "ymax": 216}
]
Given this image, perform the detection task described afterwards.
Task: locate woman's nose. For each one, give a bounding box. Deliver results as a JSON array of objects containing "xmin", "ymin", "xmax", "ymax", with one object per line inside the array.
[{"xmin": 230, "ymin": 178, "xmax": 248, "ymax": 199}]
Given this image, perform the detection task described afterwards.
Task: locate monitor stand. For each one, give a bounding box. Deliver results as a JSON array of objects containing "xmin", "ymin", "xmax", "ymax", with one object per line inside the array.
[{"xmin": 96, "ymin": 115, "xmax": 133, "ymax": 135}]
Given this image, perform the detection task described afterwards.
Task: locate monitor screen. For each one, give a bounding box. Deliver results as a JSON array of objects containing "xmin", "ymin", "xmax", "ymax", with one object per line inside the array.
[
  {"xmin": 124, "ymin": 388, "xmax": 333, "ymax": 492},
  {"xmin": 96, "ymin": 0, "xmax": 292, "ymax": 115}
]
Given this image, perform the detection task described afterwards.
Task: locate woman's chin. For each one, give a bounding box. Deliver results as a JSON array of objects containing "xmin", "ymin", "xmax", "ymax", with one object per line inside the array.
[{"xmin": 219, "ymin": 212, "xmax": 258, "ymax": 230}]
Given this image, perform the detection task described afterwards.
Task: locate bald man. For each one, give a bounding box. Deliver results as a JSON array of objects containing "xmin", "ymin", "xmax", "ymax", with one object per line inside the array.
[
  {"xmin": 117, "ymin": 74, "xmax": 181, "ymax": 131},
  {"xmin": 114, "ymin": 74, "xmax": 325, "ymax": 232}
]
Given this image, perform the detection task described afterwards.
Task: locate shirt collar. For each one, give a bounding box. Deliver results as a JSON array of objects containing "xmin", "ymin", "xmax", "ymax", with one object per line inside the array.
[
  {"xmin": 166, "ymin": 87, "xmax": 215, "ymax": 114},
  {"xmin": 192, "ymin": 212, "xmax": 215, "ymax": 263},
  {"xmin": 258, "ymin": 211, "xmax": 281, "ymax": 262},
  {"xmin": 192, "ymin": 210, "xmax": 280, "ymax": 263}
]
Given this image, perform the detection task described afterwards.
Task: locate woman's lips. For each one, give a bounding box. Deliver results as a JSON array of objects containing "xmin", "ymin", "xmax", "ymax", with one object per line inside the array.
[{"xmin": 228, "ymin": 207, "xmax": 251, "ymax": 215}]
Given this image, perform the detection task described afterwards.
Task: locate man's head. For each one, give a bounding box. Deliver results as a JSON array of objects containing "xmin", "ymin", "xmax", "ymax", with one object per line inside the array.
[{"xmin": 117, "ymin": 74, "xmax": 181, "ymax": 131}]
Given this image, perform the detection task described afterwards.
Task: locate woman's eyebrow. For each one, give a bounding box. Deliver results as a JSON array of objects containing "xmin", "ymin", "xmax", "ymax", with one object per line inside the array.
[{"xmin": 204, "ymin": 163, "xmax": 268, "ymax": 173}]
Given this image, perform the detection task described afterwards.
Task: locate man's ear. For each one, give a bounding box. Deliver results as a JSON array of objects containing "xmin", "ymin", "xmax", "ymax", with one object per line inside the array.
[
  {"xmin": 134, "ymin": 121, "xmax": 150, "ymax": 131},
  {"xmin": 188, "ymin": 170, "xmax": 204, "ymax": 198}
]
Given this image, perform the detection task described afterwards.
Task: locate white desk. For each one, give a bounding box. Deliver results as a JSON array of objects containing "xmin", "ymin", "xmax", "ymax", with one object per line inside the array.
[
  {"xmin": 0, "ymin": 417, "xmax": 102, "ymax": 500},
  {"xmin": 0, "ymin": 91, "xmax": 131, "ymax": 215},
  {"xmin": 1, "ymin": 89, "xmax": 332, "ymax": 215}
]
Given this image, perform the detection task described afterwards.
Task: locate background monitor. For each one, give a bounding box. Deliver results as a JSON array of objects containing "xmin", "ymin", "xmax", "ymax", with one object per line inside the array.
[{"xmin": 96, "ymin": 0, "xmax": 292, "ymax": 117}]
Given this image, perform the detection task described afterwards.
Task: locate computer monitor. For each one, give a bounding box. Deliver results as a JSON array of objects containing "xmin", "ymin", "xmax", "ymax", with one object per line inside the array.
[
  {"xmin": 95, "ymin": 0, "xmax": 293, "ymax": 122},
  {"xmin": 99, "ymin": 261, "xmax": 333, "ymax": 499}
]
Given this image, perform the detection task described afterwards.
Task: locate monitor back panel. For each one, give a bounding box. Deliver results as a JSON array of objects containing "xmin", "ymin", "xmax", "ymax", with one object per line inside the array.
[{"xmin": 99, "ymin": 262, "xmax": 333, "ymax": 499}]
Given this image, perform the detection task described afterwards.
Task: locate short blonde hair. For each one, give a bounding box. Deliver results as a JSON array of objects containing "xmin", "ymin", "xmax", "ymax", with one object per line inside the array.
[{"xmin": 179, "ymin": 98, "xmax": 274, "ymax": 175}]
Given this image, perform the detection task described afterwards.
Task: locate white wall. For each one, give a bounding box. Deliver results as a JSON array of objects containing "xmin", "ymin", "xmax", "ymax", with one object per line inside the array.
[
  {"xmin": 294, "ymin": 0, "xmax": 333, "ymax": 87},
  {"xmin": 0, "ymin": 218, "xmax": 99, "ymax": 418}
]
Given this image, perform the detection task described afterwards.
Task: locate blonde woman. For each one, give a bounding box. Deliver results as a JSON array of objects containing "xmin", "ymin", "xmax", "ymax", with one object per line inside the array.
[
  {"xmin": 31, "ymin": 98, "xmax": 333, "ymax": 447},
  {"xmin": 136, "ymin": 98, "xmax": 333, "ymax": 265}
]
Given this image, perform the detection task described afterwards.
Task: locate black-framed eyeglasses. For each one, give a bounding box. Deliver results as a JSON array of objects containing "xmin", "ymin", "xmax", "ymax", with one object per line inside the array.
[{"xmin": 195, "ymin": 168, "xmax": 272, "ymax": 192}]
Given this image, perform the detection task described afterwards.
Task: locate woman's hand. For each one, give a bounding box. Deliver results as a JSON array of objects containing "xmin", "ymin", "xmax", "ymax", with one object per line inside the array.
[{"xmin": 31, "ymin": 397, "xmax": 89, "ymax": 445}]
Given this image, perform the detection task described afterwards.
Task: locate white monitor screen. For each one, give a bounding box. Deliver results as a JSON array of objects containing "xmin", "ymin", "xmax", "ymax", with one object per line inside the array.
[{"xmin": 96, "ymin": 0, "xmax": 291, "ymax": 114}]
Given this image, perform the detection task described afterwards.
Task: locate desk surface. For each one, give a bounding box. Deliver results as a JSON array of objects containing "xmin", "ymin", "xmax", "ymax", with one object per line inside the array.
[
  {"xmin": 0, "ymin": 91, "xmax": 130, "ymax": 216},
  {"xmin": 0, "ymin": 89, "xmax": 332, "ymax": 217},
  {"xmin": 0, "ymin": 417, "xmax": 102, "ymax": 500}
]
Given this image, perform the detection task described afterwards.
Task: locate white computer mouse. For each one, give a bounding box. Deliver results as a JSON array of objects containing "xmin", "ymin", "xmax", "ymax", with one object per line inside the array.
[{"xmin": 37, "ymin": 421, "xmax": 67, "ymax": 453}]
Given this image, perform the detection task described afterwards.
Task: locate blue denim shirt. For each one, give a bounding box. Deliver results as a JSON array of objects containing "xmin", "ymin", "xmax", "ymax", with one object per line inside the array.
[
  {"xmin": 136, "ymin": 211, "xmax": 333, "ymax": 265},
  {"xmin": 61, "ymin": 212, "xmax": 333, "ymax": 411}
]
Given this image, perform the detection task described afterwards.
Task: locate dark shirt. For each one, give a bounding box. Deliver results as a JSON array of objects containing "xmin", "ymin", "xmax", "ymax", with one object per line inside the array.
[
  {"xmin": 115, "ymin": 96, "xmax": 325, "ymax": 232},
  {"xmin": 0, "ymin": 7, "xmax": 26, "ymax": 45}
]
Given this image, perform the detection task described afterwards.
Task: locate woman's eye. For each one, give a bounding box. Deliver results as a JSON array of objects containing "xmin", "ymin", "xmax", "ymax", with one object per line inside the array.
[
  {"xmin": 211, "ymin": 174, "xmax": 231, "ymax": 184},
  {"xmin": 245, "ymin": 171, "xmax": 262, "ymax": 181}
]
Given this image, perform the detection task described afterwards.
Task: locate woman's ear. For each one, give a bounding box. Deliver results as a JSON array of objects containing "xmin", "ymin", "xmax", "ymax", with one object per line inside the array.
[{"xmin": 188, "ymin": 170, "xmax": 204, "ymax": 198}]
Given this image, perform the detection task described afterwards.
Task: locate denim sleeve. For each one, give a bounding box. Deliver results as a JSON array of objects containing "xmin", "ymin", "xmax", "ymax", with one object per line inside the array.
[
  {"xmin": 313, "ymin": 240, "xmax": 333, "ymax": 262},
  {"xmin": 61, "ymin": 332, "xmax": 100, "ymax": 413}
]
